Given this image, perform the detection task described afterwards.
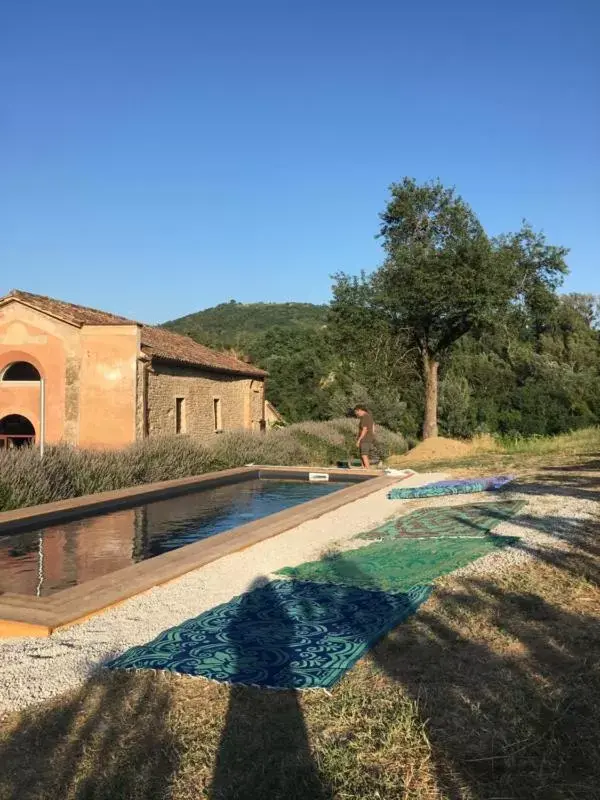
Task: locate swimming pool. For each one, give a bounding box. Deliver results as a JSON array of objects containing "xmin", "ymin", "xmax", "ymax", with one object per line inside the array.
[{"xmin": 0, "ymin": 478, "xmax": 353, "ymax": 597}]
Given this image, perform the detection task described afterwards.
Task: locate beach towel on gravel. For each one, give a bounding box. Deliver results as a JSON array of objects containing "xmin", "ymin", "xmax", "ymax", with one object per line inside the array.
[
  {"xmin": 359, "ymin": 501, "xmax": 525, "ymax": 541},
  {"xmin": 105, "ymin": 580, "xmax": 431, "ymax": 690},
  {"xmin": 276, "ymin": 535, "xmax": 519, "ymax": 593},
  {"xmin": 388, "ymin": 475, "xmax": 515, "ymax": 500}
]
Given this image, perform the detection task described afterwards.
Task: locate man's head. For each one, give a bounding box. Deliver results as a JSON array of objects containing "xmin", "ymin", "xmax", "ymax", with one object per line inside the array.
[{"xmin": 353, "ymin": 405, "xmax": 369, "ymax": 418}]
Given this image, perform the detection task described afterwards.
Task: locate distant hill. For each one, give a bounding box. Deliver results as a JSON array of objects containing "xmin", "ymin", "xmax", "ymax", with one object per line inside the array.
[{"xmin": 163, "ymin": 301, "xmax": 328, "ymax": 351}]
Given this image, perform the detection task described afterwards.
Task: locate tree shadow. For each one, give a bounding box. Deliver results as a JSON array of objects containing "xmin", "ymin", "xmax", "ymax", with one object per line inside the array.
[
  {"xmin": 325, "ymin": 525, "xmax": 600, "ymax": 798},
  {"xmin": 540, "ymin": 459, "xmax": 600, "ymax": 473},
  {"xmin": 372, "ymin": 576, "xmax": 600, "ymax": 799},
  {"xmin": 510, "ymin": 468, "xmax": 600, "ymax": 503},
  {"xmin": 0, "ymin": 670, "xmax": 179, "ymax": 800},
  {"xmin": 209, "ymin": 577, "xmax": 333, "ymax": 800}
]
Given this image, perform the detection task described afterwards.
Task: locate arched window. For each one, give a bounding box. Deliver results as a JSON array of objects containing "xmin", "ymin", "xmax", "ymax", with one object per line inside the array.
[
  {"xmin": 1, "ymin": 362, "xmax": 41, "ymax": 381},
  {"xmin": 0, "ymin": 414, "xmax": 36, "ymax": 448}
]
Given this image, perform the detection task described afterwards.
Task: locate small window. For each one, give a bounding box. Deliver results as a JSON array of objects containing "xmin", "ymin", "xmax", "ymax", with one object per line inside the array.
[
  {"xmin": 213, "ymin": 398, "xmax": 222, "ymax": 432},
  {"xmin": 175, "ymin": 398, "xmax": 185, "ymax": 434}
]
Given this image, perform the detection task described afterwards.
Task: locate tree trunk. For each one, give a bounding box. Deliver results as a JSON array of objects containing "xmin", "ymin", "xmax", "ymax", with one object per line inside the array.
[{"xmin": 422, "ymin": 351, "xmax": 439, "ymax": 439}]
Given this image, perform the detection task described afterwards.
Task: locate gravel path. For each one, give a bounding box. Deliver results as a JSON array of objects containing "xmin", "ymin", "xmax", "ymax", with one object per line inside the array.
[{"xmin": 0, "ymin": 470, "xmax": 596, "ymax": 714}]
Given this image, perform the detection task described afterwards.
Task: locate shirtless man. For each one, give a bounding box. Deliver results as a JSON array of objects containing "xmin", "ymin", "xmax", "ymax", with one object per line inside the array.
[{"xmin": 354, "ymin": 405, "xmax": 375, "ymax": 468}]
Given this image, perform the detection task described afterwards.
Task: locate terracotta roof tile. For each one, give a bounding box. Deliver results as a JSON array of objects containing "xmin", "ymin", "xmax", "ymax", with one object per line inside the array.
[
  {"xmin": 140, "ymin": 326, "xmax": 266, "ymax": 376},
  {"xmin": 1, "ymin": 290, "xmax": 266, "ymax": 378},
  {"xmin": 6, "ymin": 289, "xmax": 137, "ymax": 327}
]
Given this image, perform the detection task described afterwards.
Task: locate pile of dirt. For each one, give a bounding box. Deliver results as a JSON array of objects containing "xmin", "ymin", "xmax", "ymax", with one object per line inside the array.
[{"xmin": 399, "ymin": 436, "xmax": 473, "ymax": 462}]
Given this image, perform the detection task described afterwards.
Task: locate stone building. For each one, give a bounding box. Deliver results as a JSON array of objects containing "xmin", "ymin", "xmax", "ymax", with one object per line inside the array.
[{"xmin": 0, "ymin": 290, "xmax": 266, "ymax": 449}]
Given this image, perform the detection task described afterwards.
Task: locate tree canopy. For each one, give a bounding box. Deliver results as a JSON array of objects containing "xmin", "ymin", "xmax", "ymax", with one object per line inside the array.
[{"xmin": 332, "ymin": 178, "xmax": 569, "ymax": 437}]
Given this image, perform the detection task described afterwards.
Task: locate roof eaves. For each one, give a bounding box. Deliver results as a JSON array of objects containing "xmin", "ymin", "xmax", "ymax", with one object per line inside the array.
[
  {"xmin": 0, "ymin": 294, "xmax": 83, "ymax": 328},
  {"xmin": 1, "ymin": 290, "xmax": 142, "ymax": 328},
  {"xmin": 146, "ymin": 351, "xmax": 267, "ymax": 378}
]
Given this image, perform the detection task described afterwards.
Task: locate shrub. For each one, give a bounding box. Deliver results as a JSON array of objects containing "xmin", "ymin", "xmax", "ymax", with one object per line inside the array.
[
  {"xmin": 128, "ymin": 437, "xmax": 220, "ymax": 482},
  {"xmin": 253, "ymin": 429, "xmax": 312, "ymax": 466},
  {"xmin": 288, "ymin": 420, "xmax": 346, "ymax": 447}
]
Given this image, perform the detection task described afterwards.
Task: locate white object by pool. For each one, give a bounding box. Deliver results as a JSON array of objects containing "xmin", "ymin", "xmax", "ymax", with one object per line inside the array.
[{"xmin": 384, "ymin": 468, "xmax": 417, "ymax": 478}]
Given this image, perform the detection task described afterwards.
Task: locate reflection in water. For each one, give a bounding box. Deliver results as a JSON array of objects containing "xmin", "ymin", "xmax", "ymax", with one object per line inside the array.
[{"xmin": 0, "ymin": 480, "xmax": 351, "ymax": 597}]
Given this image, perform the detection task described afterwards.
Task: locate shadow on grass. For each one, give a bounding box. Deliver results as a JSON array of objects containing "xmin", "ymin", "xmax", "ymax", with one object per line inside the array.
[
  {"xmin": 378, "ymin": 577, "xmax": 600, "ymax": 798},
  {"xmin": 329, "ymin": 546, "xmax": 600, "ymax": 799},
  {"xmin": 510, "ymin": 464, "xmax": 600, "ymax": 504},
  {"xmin": 540, "ymin": 458, "xmax": 600, "ymax": 473},
  {"xmin": 209, "ymin": 577, "xmax": 333, "ymax": 800},
  {"xmin": 0, "ymin": 580, "xmax": 334, "ymax": 800},
  {"xmin": 0, "ymin": 670, "xmax": 178, "ymax": 800}
]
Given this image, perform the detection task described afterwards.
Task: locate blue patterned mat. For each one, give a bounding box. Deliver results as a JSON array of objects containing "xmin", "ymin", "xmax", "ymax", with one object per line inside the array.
[
  {"xmin": 388, "ymin": 475, "xmax": 515, "ymax": 500},
  {"xmin": 105, "ymin": 580, "xmax": 432, "ymax": 689}
]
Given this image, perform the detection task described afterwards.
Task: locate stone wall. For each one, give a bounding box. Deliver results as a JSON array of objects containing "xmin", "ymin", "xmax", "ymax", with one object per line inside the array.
[
  {"xmin": 135, "ymin": 357, "xmax": 149, "ymax": 441},
  {"xmin": 146, "ymin": 362, "xmax": 264, "ymax": 439}
]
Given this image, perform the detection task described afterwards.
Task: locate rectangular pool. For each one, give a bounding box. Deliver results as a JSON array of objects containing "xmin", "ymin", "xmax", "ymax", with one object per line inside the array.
[{"xmin": 0, "ymin": 478, "xmax": 353, "ymax": 597}]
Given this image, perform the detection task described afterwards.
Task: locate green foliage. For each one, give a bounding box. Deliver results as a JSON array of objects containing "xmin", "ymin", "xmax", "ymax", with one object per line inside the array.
[
  {"xmin": 376, "ymin": 178, "xmax": 492, "ymax": 354},
  {"xmin": 496, "ymin": 426, "xmax": 600, "ymax": 454},
  {"xmin": 164, "ymin": 301, "xmax": 328, "ymax": 351},
  {"xmin": 328, "ymin": 274, "xmax": 419, "ymax": 433},
  {"xmin": 246, "ymin": 327, "xmax": 337, "ymax": 422},
  {"xmin": 332, "ymin": 178, "xmax": 570, "ymax": 437},
  {"xmin": 163, "ymin": 288, "xmax": 600, "ymax": 440},
  {"xmin": 439, "ymin": 293, "xmax": 600, "ymax": 437},
  {"xmin": 439, "ymin": 374, "xmax": 475, "ymax": 439}
]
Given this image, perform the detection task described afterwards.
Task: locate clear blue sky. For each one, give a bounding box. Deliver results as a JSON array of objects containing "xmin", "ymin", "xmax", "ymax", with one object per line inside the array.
[{"xmin": 2, "ymin": 0, "xmax": 598, "ymax": 323}]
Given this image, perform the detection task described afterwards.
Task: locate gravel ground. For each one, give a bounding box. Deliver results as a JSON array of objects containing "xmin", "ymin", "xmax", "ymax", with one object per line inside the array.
[{"xmin": 0, "ymin": 470, "xmax": 595, "ymax": 715}]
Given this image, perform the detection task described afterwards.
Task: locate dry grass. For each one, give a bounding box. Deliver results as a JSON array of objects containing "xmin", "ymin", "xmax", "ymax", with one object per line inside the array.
[
  {"xmin": 1, "ymin": 457, "xmax": 599, "ymax": 799},
  {"xmin": 388, "ymin": 427, "xmax": 600, "ymax": 479},
  {"xmin": 388, "ymin": 427, "xmax": 600, "ymax": 469}
]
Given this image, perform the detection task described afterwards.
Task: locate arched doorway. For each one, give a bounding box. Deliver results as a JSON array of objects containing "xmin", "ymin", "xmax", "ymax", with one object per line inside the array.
[
  {"xmin": 1, "ymin": 361, "xmax": 41, "ymax": 381},
  {"xmin": 0, "ymin": 414, "xmax": 36, "ymax": 448}
]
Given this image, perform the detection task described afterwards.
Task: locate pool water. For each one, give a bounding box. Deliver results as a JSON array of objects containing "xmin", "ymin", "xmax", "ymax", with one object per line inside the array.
[{"xmin": 0, "ymin": 479, "xmax": 352, "ymax": 597}]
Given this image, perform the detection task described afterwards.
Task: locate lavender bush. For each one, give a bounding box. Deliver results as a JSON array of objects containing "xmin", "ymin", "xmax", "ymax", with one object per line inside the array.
[{"xmin": 0, "ymin": 418, "xmax": 407, "ymax": 511}]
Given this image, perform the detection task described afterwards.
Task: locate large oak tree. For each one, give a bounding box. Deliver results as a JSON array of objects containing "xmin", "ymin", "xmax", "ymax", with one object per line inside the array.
[{"xmin": 332, "ymin": 178, "xmax": 568, "ymax": 439}]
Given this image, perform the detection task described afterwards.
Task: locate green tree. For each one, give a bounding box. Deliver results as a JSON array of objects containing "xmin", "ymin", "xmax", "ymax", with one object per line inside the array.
[
  {"xmin": 328, "ymin": 274, "xmax": 418, "ymax": 431},
  {"xmin": 440, "ymin": 293, "xmax": 600, "ymax": 437},
  {"xmin": 333, "ymin": 178, "xmax": 569, "ymax": 438},
  {"xmin": 247, "ymin": 327, "xmax": 336, "ymax": 422}
]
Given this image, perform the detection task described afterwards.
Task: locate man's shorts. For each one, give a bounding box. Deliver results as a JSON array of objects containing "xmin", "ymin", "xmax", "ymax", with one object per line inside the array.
[{"xmin": 360, "ymin": 439, "xmax": 373, "ymax": 456}]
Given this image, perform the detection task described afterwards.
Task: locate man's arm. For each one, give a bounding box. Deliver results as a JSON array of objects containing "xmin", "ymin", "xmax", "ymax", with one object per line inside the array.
[{"xmin": 356, "ymin": 424, "xmax": 367, "ymax": 447}]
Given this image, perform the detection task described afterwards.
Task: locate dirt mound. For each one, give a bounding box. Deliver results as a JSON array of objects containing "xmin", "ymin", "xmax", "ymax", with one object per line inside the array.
[{"xmin": 400, "ymin": 436, "xmax": 473, "ymax": 462}]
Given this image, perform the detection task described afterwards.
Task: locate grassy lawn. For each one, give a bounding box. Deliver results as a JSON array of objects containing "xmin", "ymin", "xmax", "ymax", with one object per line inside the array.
[{"xmin": 1, "ymin": 443, "xmax": 599, "ymax": 799}]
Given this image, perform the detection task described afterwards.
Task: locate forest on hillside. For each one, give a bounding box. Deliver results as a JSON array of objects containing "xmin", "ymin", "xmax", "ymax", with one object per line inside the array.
[
  {"xmin": 165, "ymin": 181, "xmax": 600, "ymax": 440},
  {"xmin": 164, "ymin": 302, "xmax": 328, "ymax": 350}
]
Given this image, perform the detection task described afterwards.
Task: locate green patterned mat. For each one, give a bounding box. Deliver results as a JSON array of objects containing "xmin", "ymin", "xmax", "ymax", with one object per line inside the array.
[
  {"xmin": 359, "ymin": 501, "xmax": 526, "ymax": 541},
  {"xmin": 106, "ymin": 580, "xmax": 432, "ymax": 689},
  {"xmin": 388, "ymin": 475, "xmax": 514, "ymax": 499},
  {"xmin": 276, "ymin": 535, "xmax": 519, "ymax": 593}
]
